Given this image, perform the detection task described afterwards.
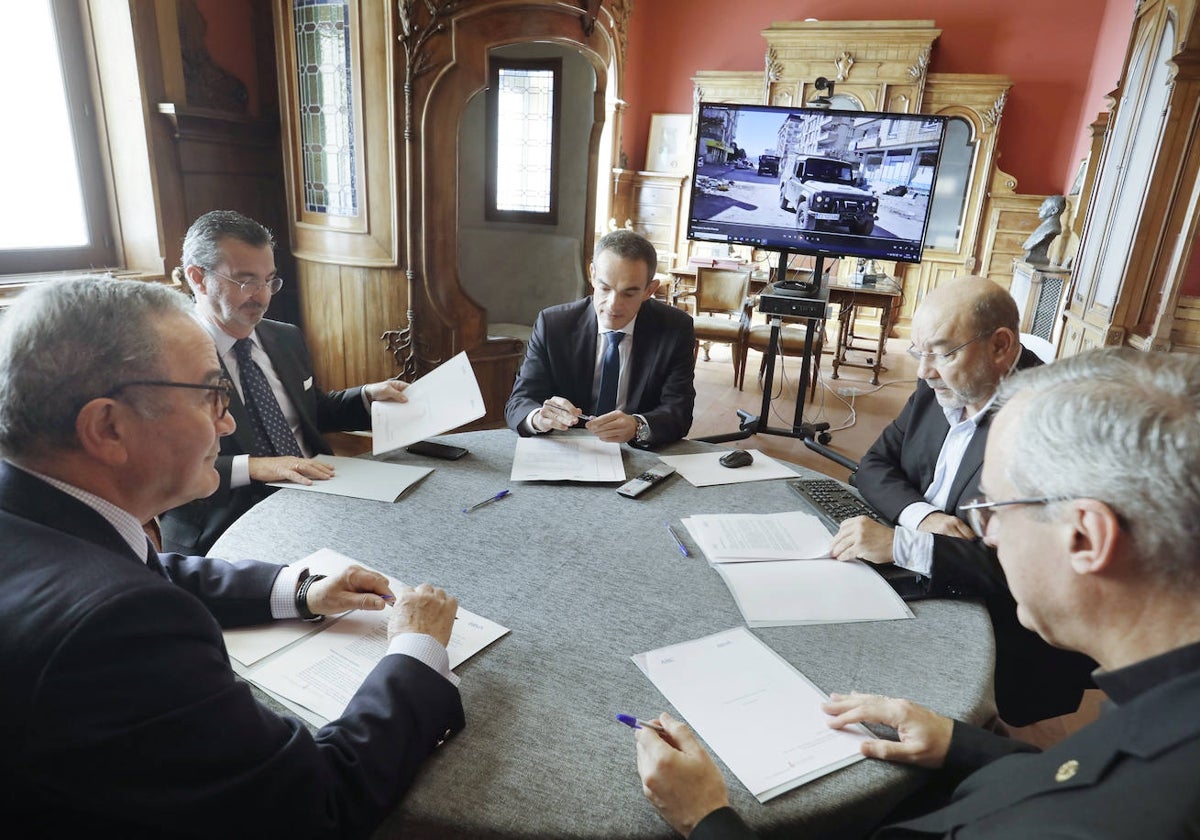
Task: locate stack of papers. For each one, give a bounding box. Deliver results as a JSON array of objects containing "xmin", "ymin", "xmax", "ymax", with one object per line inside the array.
[
  {"xmin": 633, "ymin": 627, "xmax": 870, "ymax": 802},
  {"xmin": 268, "ymin": 455, "xmax": 431, "ymax": 502},
  {"xmin": 371, "ymin": 351, "xmax": 486, "ymax": 456},
  {"xmin": 510, "ymin": 434, "xmax": 625, "ymax": 482},
  {"xmin": 681, "ymin": 512, "xmax": 913, "ymax": 626},
  {"xmin": 225, "ymin": 549, "xmax": 509, "ymax": 726},
  {"xmin": 681, "ymin": 511, "xmax": 833, "ymax": 561}
]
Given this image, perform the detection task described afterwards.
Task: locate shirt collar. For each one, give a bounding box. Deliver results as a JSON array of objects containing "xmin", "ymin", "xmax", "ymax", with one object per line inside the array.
[
  {"xmin": 593, "ymin": 309, "xmax": 638, "ymax": 339},
  {"xmin": 10, "ymin": 462, "xmax": 149, "ymax": 562},
  {"xmin": 1094, "ymin": 639, "xmax": 1200, "ymax": 706},
  {"xmin": 192, "ymin": 310, "xmax": 256, "ymax": 359}
]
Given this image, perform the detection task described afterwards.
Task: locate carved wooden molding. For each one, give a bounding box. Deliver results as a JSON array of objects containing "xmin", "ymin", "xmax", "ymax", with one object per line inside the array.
[
  {"xmin": 834, "ymin": 51, "xmax": 855, "ymax": 81},
  {"xmin": 908, "ymin": 48, "xmax": 930, "ymax": 83},
  {"xmin": 386, "ymin": 0, "xmax": 464, "ymax": 379},
  {"xmin": 983, "ymin": 89, "xmax": 1009, "ymax": 129}
]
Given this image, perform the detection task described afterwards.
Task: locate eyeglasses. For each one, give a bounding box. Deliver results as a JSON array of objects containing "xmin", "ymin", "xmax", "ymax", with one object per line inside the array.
[
  {"xmin": 906, "ymin": 331, "xmax": 994, "ymax": 366},
  {"xmin": 103, "ymin": 378, "xmax": 234, "ymax": 420},
  {"xmin": 206, "ymin": 268, "xmax": 283, "ymax": 295},
  {"xmin": 960, "ymin": 494, "xmax": 1073, "ymax": 537}
]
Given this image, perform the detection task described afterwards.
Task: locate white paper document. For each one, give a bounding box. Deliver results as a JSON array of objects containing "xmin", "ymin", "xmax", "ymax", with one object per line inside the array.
[
  {"xmin": 716, "ymin": 559, "xmax": 914, "ymax": 627},
  {"xmin": 681, "ymin": 511, "xmax": 832, "ymax": 561},
  {"xmin": 226, "ymin": 549, "xmax": 509, "ymax": 726},
  {"xmin": 267, "ymin": 455, "xmax": 431, "ymax": 502},
  {"xmin": 633, "ymin": 627, "xmax": 869, "ymax": 802},
  {"xmin": 510, "ymin": 434, "xmax": 625, "ymax": 482},
  {"xmin": 371, "ymin": 351, "xmax": 485, "ymax": 456},
  {"xmin": 658, "ymin": 449, "xmax": 799, "ymax": 487}
]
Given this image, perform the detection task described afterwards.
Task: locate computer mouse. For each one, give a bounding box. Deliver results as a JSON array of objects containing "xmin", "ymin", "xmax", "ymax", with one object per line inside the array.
[{"xmin": 719, "ymin": 449, "xmax": 754, "ymax": 468}]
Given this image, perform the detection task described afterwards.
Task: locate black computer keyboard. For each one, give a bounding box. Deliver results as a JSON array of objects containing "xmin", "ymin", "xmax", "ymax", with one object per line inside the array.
[{"xmin": 786, "ymin": 478, "xmax": 882, "ymax": 534}]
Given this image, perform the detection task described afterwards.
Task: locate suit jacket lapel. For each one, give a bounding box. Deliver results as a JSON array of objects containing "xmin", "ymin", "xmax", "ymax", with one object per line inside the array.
[
  {"xmin": 571, "ymin": 302, "xmax": 599, "ymax": 410},
  {"xmin": 946, "ymin": 411, "xmax": 991, "ymax": 512},
  {"xmin": 217, "ymin": 354, "xmax": 259, "ymax": 457},
  {"xmin": 626, "ymin": 301, "xmax": 657, "ymax": 410}
]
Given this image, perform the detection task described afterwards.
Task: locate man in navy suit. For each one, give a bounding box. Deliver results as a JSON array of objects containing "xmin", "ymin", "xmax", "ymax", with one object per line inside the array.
[
  {"xmin": 505, "ymin": 230, "xmax": 695, "ymax": 448},
  {"xmin": 0, "ymin": 276, "xmax": 464, "ymax": 837},
  {"xmin": 829, "ymin": 277, "xmax": 1093, "ymax": 726},
  {"xmin": 634, "ymin": 349, "xmax": 1200, "ymax": 840},
  {"xmin": 161, "ymin": 210, "xmax": 410, "ymax": 556}
]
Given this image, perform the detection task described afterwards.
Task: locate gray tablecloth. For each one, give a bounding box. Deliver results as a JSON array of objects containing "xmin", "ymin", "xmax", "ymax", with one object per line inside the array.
[{"xmin": 212, "ymin": 429, "xmax": 996, "ymax": 840}]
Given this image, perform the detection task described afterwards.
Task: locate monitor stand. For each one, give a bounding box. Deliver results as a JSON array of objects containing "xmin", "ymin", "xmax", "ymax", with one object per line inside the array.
[{"xmin": 696, "ymin": 250, "xmax": 833, "ymax": 446}]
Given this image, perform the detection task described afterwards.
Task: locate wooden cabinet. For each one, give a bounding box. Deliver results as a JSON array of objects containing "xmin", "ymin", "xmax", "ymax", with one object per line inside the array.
[{"xmin": 611, "ymin": 170, "xmax": 687, "ymax": 275}]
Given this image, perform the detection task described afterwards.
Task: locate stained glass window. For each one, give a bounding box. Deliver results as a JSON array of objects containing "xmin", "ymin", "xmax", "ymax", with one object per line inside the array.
[
  {"xmin": 487, "ymin": 59, "xmax": 561, "ymax": 224},
  {"xmin": 293, "ymin": 0, "xmax": 357, "ymax": 217}
]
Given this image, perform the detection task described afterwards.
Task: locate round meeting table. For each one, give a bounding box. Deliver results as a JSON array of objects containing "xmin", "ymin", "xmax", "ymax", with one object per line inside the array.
[{"xmin": 211, "ymin": 428, "xmax": 997, "ymax": 840}]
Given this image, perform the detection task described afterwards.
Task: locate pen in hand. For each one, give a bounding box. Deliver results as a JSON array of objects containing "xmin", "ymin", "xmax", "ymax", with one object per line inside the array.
[
  {"xmin": 665, "ymin": 522, "xmax": 690, "ymax": 557},
  {"xmin": 616, "ymin": 713, "xmax": 665, "ymax": 733},
  {"xmin": 545, "ymin": 404, "xmax": 595, "ymax": 423},
  {"xmin": 463, "ymin": 489, "xmax": 510, "ymax": 513}
]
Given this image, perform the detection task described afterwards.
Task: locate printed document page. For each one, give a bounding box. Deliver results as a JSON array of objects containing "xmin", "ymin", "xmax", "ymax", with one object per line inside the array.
[
  {"xmin": 633, "ymin": 627, "xmax": 869, "ymax": 802},
  {"xmin": 225, "ymin": 549, "xmax": 508, "ymax": 726},
  {"xmin": 267, "ymin": 455, "xmax": 432, "ymax": 502},
  {"xmin": 716, "ymin": 559, "xmax": 914, "ymax": 626},
  {"xmin": 681, "ymin": 511, "xmax": 832, "ymax": 561},
  {"xmin": 372, "ymin": 351, "xmax": 485, "ymax": 456},
  {"xmin": 658, "ymin": 449, "xmax": 798, "ymax": 487},
  {"xmin": 510, "ymin": 434, "xmax": 625, "ymax": 482}
]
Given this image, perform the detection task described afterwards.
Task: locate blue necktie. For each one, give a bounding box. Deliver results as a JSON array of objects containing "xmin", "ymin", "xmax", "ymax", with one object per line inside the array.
[
  {"xmin": 233, "ymin": 338, "xmax": 303, "ymax": 458},
  {"xmin": 595, "ymin": 331, "xmax": 625, "ymax": 415}
]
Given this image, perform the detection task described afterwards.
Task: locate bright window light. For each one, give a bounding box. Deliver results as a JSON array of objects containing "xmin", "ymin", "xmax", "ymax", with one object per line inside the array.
[
  {"xmin": 0, "ymin": 0, "xmax": 90, "ymax": 250},
  {"xmin": 494, "ymin": 67, "xmax": 555, "ymax": 213}
]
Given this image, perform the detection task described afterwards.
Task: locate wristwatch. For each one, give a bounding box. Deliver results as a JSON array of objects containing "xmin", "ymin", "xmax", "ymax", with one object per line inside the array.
[{"xmin": 634, "ymin": 414, "xmax": 651, "ymax": 444}]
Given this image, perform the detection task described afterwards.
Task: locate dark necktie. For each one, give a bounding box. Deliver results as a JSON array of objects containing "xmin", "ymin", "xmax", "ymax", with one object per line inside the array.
[
  {"xmin": 595, "ymin": 331, "xmax": 625, "ymax": 415},
  {"xmin": 233, "ymin": 338, "xmax": 303, "ymax": 458}
]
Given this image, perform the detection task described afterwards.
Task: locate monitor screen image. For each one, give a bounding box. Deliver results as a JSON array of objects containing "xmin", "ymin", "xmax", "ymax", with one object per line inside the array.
[{"xmin": 687, "ymin": 102, "xmax": 949, "ymax": 264}]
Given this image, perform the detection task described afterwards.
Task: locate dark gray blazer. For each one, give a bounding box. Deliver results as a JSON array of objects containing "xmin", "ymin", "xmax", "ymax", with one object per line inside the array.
[
  {"xmin": 0, "ymin": 461, "xmax": 463, "ymax": 838},
  {"xmin": 161, "ymin": 318, "xmax": 372, "ymax": 555},
  {"xmin": 504, "ymin": 296, "xmax": 696, "ymax": 448},
  {"xmin": 854, "ymin": 347, "xmax": 1094, "ymax": 725}
]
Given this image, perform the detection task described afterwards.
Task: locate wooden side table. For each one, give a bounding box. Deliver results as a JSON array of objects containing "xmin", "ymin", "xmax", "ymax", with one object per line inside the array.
[{"xmin": 827, "ymin": 280, "xmax": 902, "ymax": 385}]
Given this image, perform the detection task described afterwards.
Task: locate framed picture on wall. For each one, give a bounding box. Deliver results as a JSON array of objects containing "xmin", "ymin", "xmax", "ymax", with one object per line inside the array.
[{"xmin": 646, "ymin": 113, "xmax": 692, "ymax": 173}]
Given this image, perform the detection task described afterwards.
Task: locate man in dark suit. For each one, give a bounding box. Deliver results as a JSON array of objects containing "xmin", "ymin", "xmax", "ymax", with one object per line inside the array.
[
  {"xmin": 505, "ymin": 229, "xmax": 695, "ymax": 448},
  {"xmin": 0, "ymin": 276, "xmax": 464, "ymax": 837},
  {"xmin": 635, "ymin": 348, "xmax": 1200, "ymax": 840},
  {"xmin": 829, "ymin": 277, "xmax": 1093, "ymax": 725},
  {"xmin": 161, "ymin": 210, "xmax": 410, "ymax": 556}
]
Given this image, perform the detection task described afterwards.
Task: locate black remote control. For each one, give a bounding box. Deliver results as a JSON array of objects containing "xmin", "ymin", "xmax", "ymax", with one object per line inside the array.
[{"xmin": 617, "ymin": 465, "xmax": 676, "ymax": 498}]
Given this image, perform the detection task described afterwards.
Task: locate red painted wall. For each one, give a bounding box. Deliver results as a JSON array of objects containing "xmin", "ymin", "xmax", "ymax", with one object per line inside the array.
[
  {"xmin": 623, "ymin": 0, "xmax": 1135, "ymax": 197},
  {"xmin": 195, "ymin": 0, "xmax": 260, "ymax": 116}
]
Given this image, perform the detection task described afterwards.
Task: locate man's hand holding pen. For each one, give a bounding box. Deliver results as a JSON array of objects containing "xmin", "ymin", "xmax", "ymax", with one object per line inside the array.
[
  {"xmin": 532, "ymin": 398, "xmax": 592, "ymax": 433},
  {"xmin": 305, "ymin": 564, "xmax": 396, "ymax": 615}
]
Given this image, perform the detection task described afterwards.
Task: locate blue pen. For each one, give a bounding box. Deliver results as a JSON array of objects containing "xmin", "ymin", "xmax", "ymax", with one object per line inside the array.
[
  {"xmin": 463, "ymin": 489, "xmax": 510, "ymax": 513},
  {"xmin": 665, "ymin": 522, "xmax": 690, "ymax": 557},
  {"xmin": 616, "ymin": 713, "xmax": 665, "ymax": 732}
]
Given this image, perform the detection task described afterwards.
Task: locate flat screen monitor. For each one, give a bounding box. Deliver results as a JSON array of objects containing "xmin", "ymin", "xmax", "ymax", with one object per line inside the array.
[{"xmin": 687, "ymin": 102, "xmax": 949, "ymax": 264}]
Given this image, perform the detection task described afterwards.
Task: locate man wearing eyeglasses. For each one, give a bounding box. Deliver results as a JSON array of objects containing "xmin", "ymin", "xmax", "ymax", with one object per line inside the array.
[
  {"xmin": 0, "ymin": 276, "xmax": 463, "ymax": 836},
  {"xmin": 829, "ymin": 276, "xmax": 1093, "ymax": 726},
  {"xmin": 634, "ymin": 349, "xmax": 1200, "ymax": 839},
  {"xmin": 161, "ymin": 210, "xmax": 410, "ymax": 556}
]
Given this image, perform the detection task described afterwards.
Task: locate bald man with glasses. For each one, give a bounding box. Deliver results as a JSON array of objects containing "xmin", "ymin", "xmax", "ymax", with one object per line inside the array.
[
  {"xmin": 160, "ymin": 210, "xmax": 411, "ymax": 556},
  {"xmin": 829, "ymin": 276, "xmax": 1094, "ymax": 727}
]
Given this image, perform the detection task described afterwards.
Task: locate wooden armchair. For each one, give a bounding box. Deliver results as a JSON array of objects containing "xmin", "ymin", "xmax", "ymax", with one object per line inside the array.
[{"xmin": 674, "ymin": 267, "xmax": 751, "ymax": 384}]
